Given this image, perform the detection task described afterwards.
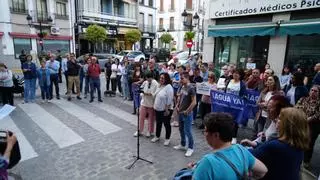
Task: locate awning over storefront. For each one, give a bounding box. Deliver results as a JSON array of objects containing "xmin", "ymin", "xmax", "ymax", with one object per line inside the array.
[
  {"xmin": 8, "ymin": 32, "xmax": 72, "ymax": 40},
  {"xmin": 279, "ymin": 19, "xmax": 320, "ymax": 36},
  {"xmin": 208, "ymin": 22, "xmax": 277, "ymax": 37}
]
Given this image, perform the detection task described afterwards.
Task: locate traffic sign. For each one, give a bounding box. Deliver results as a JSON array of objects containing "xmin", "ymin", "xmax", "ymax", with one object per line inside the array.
[{"xmin": 186, "ymin": 40, "xmax": 193, "ymax": 48}]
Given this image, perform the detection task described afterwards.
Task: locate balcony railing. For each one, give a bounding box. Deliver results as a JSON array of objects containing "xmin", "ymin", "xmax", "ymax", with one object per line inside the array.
[
  {"xmin": 55, "ymin": 13, "xmax": 69, "ymax": 20},
  {"xmin": 79, "ymin": 9, "xmax": 137, "ymax": 24},
  {"xmin": 28, "ymin": 10, "xmax": 53, "ymax": 24},
  {"xmin": 139, "ymin": 24, "xmax": 156, "ymax": 33},
  {"xmin": 10, "ymin": 6, "xmax": 28, "ymax": 14}
]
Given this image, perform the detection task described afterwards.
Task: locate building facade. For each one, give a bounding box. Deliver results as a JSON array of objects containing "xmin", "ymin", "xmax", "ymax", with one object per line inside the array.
[
  {"xmin": 203, "ymin": 0, "xmax": 320, "ymax": 82},
  {"xmin": 155, "ymin": 0, "xmax": 205, "ymax": 52},
  {"xmin": 75, "ymin": 0, "xmax": 139, "ymax": 55},
  {"xmin": 138, "ymin": 0, "xmax": 156, "ymax": 52},
  {"xmin": 0, "ymin": 0, "xmax": 73, "ymax": 70}
]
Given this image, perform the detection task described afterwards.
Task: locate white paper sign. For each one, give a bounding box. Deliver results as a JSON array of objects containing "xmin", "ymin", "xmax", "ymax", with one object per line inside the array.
[
  {"xmin": 246, "ymin": 63, "xmax": 256, "ymax": 70},
  {"xmin": 0, "ymin": 104, "xmax": 16, "ymax": 120},
  {"xmin": 196, "ymin": 82, "xmax": 216, "ymax": 96}
]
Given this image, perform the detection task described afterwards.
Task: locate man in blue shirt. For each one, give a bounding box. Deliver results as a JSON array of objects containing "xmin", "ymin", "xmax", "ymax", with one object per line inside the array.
[
  {"xmin": 192, "ymin": 113, "xmax": 268, "ymax": 180},
  {"xmin": 46, "ymin": 54, "xmax": 60, "ymax": 100}
]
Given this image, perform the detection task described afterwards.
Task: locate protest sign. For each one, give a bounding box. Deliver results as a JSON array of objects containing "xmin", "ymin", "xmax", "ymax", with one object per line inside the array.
[
  {"xmin": 246, "ymin": 63, "xmax": 256, "ymax": 70},
  {"xmin": 196, "ymin": 82, "xmax": 215, "ymax": 96}
]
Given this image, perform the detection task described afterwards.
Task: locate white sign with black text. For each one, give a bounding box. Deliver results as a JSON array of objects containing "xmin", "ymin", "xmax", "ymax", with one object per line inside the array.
[
  {"xmin": 196, "ymin": 82, "xmax": 216, "ymax": 96},
  {"xmin": 209, "ymin": 0, "xmax": 320, "ymax": 19}
]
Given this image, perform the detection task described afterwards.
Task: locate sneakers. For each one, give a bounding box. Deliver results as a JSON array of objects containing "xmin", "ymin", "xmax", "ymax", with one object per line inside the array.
[
  {"xmin": 185, "ymin": 148, "xmax": 194, "ymax": 157},
  {"xmin": 145, "ymin": 132, "xmax": 151, "ymax": 137},
  {"xmin": 171, "ymin": 121, "xmax": 179, "ymax": 127},
  {"xmin": 68, "ymin": 97, "xmax": 71, "ymax": 101},
  {"xmin": 41, "ymin": 100, "xmax": 45, "ymax": 103},
  {"xmin": 164, "ymin": 139, "xmax": 170, "ymax": 146},
  {"xmin": 173, "ymin": 145, "xmax": 187, "ymax": 151},
  {"xmin": 151, "ymin": 137, "xmax": 159, "ymax": 143},
  {"xmin": 76, "ymin": 96, "xmax": 82, "ymax": 100},
  {"xmin": 98, "ymin": 99, "xmax": 103, "ymax": 102},
  {"xmin": 133, "ymin": 131, "xmax": 140, "ymax": 137}
]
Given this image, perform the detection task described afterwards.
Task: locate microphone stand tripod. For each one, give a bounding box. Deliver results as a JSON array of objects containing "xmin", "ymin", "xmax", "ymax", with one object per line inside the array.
[{"xmin": 127, "ymin": 86, "xmax": 153, "ymax": 169}]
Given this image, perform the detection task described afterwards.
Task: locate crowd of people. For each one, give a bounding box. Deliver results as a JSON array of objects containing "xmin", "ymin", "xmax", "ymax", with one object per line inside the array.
[{"xmin": 0, "ymin": 50, "xmax": 320, "ymax": 179}]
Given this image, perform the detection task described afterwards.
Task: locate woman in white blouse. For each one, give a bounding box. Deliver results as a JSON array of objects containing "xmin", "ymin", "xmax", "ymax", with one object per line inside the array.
[
  {"xmin": 111, "ymin": 59, "xmax": 122, "ymax": 94},
  {"xmin": 151, "ymin": 73, "xmax": 174, "ymax": 146}
]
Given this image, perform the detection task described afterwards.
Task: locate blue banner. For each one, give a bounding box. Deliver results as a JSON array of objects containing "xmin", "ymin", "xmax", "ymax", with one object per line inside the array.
[
  {"xmin": 211, "ymin": 90, "xmax": 246, "ymax": 125},
  {"xmin": 246, "ymin": 89, "xmax": 260, "ymax": 119}
]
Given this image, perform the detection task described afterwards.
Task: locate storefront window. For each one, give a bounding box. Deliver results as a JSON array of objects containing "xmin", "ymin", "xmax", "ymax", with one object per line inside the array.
[
  {"xmin": 214, "ymin": 36, "xmax": 269, "ymax": 70},
  {"xmin": 38, "ymin": 40, "xmax": 70, "ymax": 54},
  {"xmin": 13, "ymin": 38, "xmax": 32, "ymax": 59},
  {"xmin": 285, "ymin": 35, "xmax": 320, "ymax": 87}
]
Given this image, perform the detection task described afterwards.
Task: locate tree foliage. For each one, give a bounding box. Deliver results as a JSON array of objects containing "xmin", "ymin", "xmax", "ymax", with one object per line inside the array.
[
  {"xmin": 85, "ymin": 24, "xmax": 107, "ymax": 43},
  {"xmin": 160, "ymin": 33, "xmax": 173, "ymax": 44},
  {"xmin": 124, "ymin": 29, "xmax": 142, "ymax": 44},
  {"xmin": 184, "ymin": 31, "xmax": 195, "ymax": 41}
]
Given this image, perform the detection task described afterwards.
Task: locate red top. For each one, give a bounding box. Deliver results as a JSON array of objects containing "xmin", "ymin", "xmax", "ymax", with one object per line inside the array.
[{"xmin": 88, "ymin": 64, "xmax": 101, "ymax": 78}]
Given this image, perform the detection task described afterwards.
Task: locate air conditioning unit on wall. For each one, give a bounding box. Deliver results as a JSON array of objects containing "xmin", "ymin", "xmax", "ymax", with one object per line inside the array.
[{"xmin": 51, "ymin": 27, "xmax": 60, "ymax": 35}]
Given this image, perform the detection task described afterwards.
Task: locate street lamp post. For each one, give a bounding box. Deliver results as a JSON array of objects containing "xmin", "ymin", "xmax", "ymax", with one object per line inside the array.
[
  {"xmin": 26, "ymin": 13, "xmax": 53, "ymax": 54},
  {"xmin": 181, "ymin": 10, "xmax": 199, "ymax": 55}
]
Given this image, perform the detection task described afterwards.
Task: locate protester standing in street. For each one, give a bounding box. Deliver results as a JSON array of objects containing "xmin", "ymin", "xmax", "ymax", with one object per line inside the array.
[
  {"xmin": 46, "ymin": 54, "xmax": 60, "ymax": 100},
  {"xmin": 22, "ymin": 55, "xmax": 37, "ymax": 103},
  {"xmin": 19, "ymin": 49, "xmax": 27, "ymax": 68},
  {"xmin": 255, "ymin": 75, "xmax": 282, "ymax": 134},
  {"xmin": 151, "ymin": 73, "xmax": 174, "ymax": 146},
  {"xmin": 250, "ymin": 107, "xmax": 309, "ymax": 180},
  {"xmin": 191, "ymin": 113, "xmax": 268, "ymax": 180},
  {"xmin": 0, "ymin": 63, "xmax": 14, "ymax": 105},
  {"xmin": 198, "ymin": 72, "xmax": 216, "ymax": 129},
  {"xmin": 67, "ymin": 53, "xmax": 82, "ymax": 101},
  {"xmin": 295, "ymin": 85, "xmax": 320, "ymax": 168},
  {"xmin": 37, "ymin": 60, "xmax": 51, "ymax": 103},
  {"xmin": 88, "ymin": 56, "xmax": 102, "ymax": 103},
  {"xmin": 174, "ymin": 72, "xmax": 197, "ymax": 157},
  {"xmin": 134, "ymin": 72, "xmax": 158, "ymax": 137},
  {"xmin": 104, "ymin": 58, "xmax": 112, "ymax": 92}
]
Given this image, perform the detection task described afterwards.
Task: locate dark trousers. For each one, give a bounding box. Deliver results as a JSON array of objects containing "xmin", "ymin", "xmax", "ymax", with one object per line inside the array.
[
  {"xmin": 200, "ymin": 102, "xmax": 211, "ymax": 123},
  {"xmin": 129, "ymin": 81, "xmax": 133, "ymax": 99},
  {"xmin": 155, "ymin": 110, "xmax": 173, "ymax": 139},
  {"xmin": 254, "ymin": 116, "xmax": 267, "ymax": 134},
  {"xmin": 193, "ymin": 94, "xmax": 202, "ymax": 120},
  {"xmin": 304, "ymin": 122, "xmax": 320, "ymax": 163},
  {"xmin": 0, "ymin": 86, "xmax": 14, "ymax": 105},
  {"xmin": 90, "ymin": 77, "xmax": 101, "ymax": 100},
  {"xmin": 111, "ymin": 78, "xmax": 117, "ymax": 92},
  {"xmin": 84, "ymin": 76, "xmax": 90, "ymax": 95},
  {"xmin": 49, "ymin": 74, "xmax": 60, "ymax": 98},
  {"xmin": 233, "ymin": 123, "xmax": 239, "ymax": 138},
  {"xmin": 40, "ymin": 84, "xmax": 50, "ymax": 100},
  {"xmin": 106, "ymin": 75, "xmax": 111, "ymax": 91},
  {"xmin": 117, "ymin": 75, "xmax": 122, "ymax": 93}
]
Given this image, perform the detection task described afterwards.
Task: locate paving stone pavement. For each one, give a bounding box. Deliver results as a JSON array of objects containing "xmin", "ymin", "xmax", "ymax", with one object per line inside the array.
[{"xmin": 3, "ymin": 77, "xmax": 319, "ymax": 180}]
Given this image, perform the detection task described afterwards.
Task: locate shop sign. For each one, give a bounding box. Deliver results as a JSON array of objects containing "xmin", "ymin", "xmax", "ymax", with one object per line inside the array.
[{"xmin": 209, "ymin": 0, "xmax": 320, "ymax": 19}]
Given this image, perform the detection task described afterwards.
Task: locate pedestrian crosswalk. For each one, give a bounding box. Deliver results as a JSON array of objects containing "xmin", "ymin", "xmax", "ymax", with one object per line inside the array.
[
  {"xmin": 1, "ymin": 116, "xmax": 38, "ymax": 161},
  {"xmin": 0, "ymin": 98, "xmax": 136, "ymax": 163}
]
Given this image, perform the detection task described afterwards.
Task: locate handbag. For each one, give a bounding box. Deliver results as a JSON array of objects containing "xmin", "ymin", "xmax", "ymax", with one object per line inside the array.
[
  {"xmin": 215, "ymin": 146, "xmax": 250, "ymax": 180},
  {"xmin": 173, "ymin": 168, "xmax": 193, "ymax": 180}
]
